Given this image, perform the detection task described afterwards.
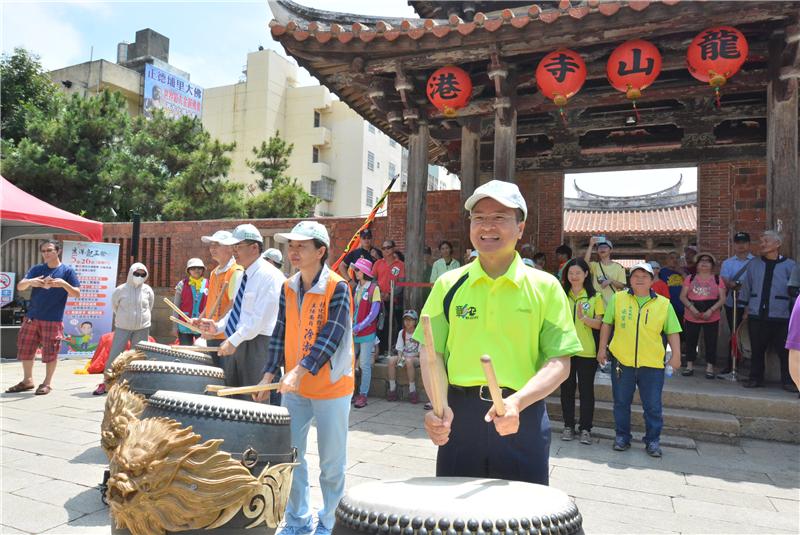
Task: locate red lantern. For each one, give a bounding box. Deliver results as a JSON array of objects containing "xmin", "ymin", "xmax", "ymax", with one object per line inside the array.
[
  {"xmin": 607, "ymin": 39, "xmax": 662, "ymax": 101},
  {"xmin": 536, "ymin": 49, "xmax": 587, "ymax": 108},
  {"xmin": 687, "ymin": 26, "xmax": 748, "ymax": 106},
  {"xmin": 427, "ymin": 66, "xmax": 472, "ymax": 117}
]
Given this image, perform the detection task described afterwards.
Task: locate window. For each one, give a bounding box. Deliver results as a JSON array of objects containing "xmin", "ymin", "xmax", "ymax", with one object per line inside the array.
[
  {"xmin": 312, "ymin": 147, "xmax": 319, "ymax": 163},
  {"xmin": 311, "ymin": 176, "xmax": 335, "ymax": 201},
  {"xmin": 389, "ymin": 139, "xmax": 397, "ymax": 148},
  {"xmin": 368, "ymin": 124, "xmax": 376, "ymax": 134},
  {"xmin": 367, "ymin": 151, "xmax": 375, "ymax": 171},
  {"xmin": 366, "ymin": 187, "xmax": 374, "ymax": 207},
  {"xmin": 388, "ymin": 162, "xmax": 396, "ymax": 179},
  {"xmin": 313, "ymin": 111, "xmax": 321, "ymax": 127}
]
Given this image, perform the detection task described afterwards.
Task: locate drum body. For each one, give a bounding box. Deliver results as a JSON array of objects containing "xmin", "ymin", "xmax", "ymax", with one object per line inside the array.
[
  {"xmin": 334, "ymin": 477, "xmax": 583, "ymax": 535},
  {"xmin": 120, "ymin": 360, "xmax": 224, "ymax": 398},
  {"xmin": 108, "ymin": 390, "xmax": 296, "ymax": 535},
  {"xmin": 135, "ymin": 341, "xmax": 214, "ymax": 366}
]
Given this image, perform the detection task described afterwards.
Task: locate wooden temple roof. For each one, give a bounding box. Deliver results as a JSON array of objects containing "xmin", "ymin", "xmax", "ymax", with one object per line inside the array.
[{"xmin": 269, "ymin": 0, "xmax": 798, "ymax": 172}]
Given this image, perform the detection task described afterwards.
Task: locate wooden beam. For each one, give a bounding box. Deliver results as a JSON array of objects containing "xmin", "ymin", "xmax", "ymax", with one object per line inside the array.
[
  {"xmin": 766, "ymin": 31, "xmax": 800, "ymax": 258},
  {"xmin": 460, "ymin": 118, "xmax": 481, "ymax": 199},
  {"xmin": 404, "ymin": 123, "xmax": 430, "ymax": 313}
]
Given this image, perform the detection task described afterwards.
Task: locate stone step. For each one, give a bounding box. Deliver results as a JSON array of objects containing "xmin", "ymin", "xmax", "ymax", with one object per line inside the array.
[
  {"xmin": 546, "ymin": 397, "xmax": 740, "ymax": 444},
  {"xmin": 548, "ymin": 420, "xmax": 697, "ymax": 450}
]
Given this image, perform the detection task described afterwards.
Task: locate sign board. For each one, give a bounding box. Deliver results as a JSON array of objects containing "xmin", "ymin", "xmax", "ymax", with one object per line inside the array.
[
  {"xmin": 0, "ymin": 272, "xmax": 15, "ymax": 307},
  {"xmin": 143, "ymin": 63, "xmax": 203, "ymax": 120}
]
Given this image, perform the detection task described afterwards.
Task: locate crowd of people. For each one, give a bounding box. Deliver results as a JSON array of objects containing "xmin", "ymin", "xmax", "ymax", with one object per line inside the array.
[{"xmin": 6, "ymin": 179, "xmax": 800, "ymax": 534}]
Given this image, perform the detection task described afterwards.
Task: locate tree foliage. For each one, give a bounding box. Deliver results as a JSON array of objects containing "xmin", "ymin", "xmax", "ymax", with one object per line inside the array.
[
  {"xmin": 0, "ymin": 48, "xmax": 61, "ymax": 143},
  {"xmin": 246, "ymin": 132, "xmax": 293, "ymax": 191}
]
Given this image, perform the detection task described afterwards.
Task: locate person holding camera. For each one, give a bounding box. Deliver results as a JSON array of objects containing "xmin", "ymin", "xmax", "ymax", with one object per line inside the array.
[
  {"xmin": 719, "ymin": 232, "xmax": 753, "ymax": 374},
  {"xmin": 584, "ymin": 236, "xmax": 627, "ymax": 306}
]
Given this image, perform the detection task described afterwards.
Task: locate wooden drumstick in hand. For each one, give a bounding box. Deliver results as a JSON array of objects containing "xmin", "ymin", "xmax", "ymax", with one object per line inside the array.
[
  {"xmin": 215, "ymin": 383, "xmax": 281, "ymax": 397},
  {"xmin": 480, "ymin": 355, "xmax": 506, "ymax": 416},
  {"xmin": 164, "ymin": 297, "xmax": 192, "ymax": 323},
  {"xmin": 421, "ymin": 314, "xmax": 448, "ymax": 418}
]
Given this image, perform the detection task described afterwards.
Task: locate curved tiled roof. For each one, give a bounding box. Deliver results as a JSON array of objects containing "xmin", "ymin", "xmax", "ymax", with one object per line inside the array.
[
  {"xmin": 269, "ymin": 0, "xmax": 682, "ymax": 45},
  {"xmin": 563, "ymin": 203, "xmax": 696, "ymax": 236}
]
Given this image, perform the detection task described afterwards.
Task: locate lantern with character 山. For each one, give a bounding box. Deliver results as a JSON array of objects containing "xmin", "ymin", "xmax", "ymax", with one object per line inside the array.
[
  {"xmin": 607, "ymin": 39, "xmax": 662, "ymax": 121},
  {"xmin": 427, "ymin": 66, "xmax": 473, "ymax": 117},
  {"xmin": 536, "ymin": 49, "xmax": 587, "ymax": 124},
  {"xmin": 687, "ymin": 26, "xmax": 748, "ymax": 107}
]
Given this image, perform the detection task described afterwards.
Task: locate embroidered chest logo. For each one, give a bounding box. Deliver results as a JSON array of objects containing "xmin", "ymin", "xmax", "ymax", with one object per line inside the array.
[
  {"xmin": 455, "ymin": 304, "xmax": 478, "ymax": 320},
  {"xmin": 391, "ymin": 266, "xmax": 400, "ymax": 277}
]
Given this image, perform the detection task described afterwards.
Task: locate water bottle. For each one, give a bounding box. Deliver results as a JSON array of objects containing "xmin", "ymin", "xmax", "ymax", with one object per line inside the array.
[{"xmin": 665, "ymin": 364, "xmax": 674, "ymax": 378}]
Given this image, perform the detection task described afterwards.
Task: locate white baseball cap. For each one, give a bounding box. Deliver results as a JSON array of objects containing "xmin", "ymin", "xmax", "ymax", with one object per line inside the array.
[
  {"xmin": 220, "ymin": 224, "xmax": 263, "ymax": 245},
  {"xmin": 464, "ymin": 180, "xmax": 527, "ymax": 221},
  {"xmin": 275, "ymin": 221, "xmax": 330, "ymax": 247},
  {"xmin": 630, "ymin": 262, "xmax": 654, "ymax": 277},
  {"xmin": 201, "ymin": 230, "xmax": 233, "ymax": 244},
  {"xmin": 186, "ymin": 258, "xmax": 205, "ymax": 271},
  {"xmin": 263, "ymin": 248, "xmax": 283, "ymax": 265}
]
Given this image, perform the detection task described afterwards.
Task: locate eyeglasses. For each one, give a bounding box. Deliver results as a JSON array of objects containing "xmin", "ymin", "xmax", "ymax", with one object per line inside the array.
[
  {"xmin": 382, "ymin": 245, "xmax": 394, "ymax": 250},
  {"xmin": 469, "ymin": 214, "xmax": 516, "ymax": 226}
]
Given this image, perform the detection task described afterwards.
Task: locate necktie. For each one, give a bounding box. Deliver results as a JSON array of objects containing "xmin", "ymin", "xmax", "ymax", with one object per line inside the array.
[{"xmin": 224, "ymin": 273, "xmax": 248, "ymax": 337}]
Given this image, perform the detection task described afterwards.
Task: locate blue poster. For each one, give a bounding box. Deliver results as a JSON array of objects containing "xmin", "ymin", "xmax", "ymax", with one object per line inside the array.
[
  {"xmin": 143, "ymin": 63, "xmax": 203, "ymax": 120},
  {"xmin": 59, "ymin": 241, "xmax": 120, "ymax": 358}
]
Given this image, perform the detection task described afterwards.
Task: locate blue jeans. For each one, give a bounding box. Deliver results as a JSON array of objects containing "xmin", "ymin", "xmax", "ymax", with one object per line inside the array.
[
  {"xmin": 356, "ymin": 341, "xmax": 374, "ymax": 396},
  {"xmin": 610, "ymin": 360, "xmax": 664, "ymax": 445},
  {"xmin": 282, "ymin": 392, "xmax": 350, "ymax": 530}
]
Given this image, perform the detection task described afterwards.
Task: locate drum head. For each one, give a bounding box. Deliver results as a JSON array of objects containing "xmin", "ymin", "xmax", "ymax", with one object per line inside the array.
[
  {"xmin": 336, "ymin": 477, "xmax": 581, "ymax": 534},
  {"xmin": 124, "ymin": 360, "xmax": 224, "ymax": 378},
  {"xmin": 148, "ymin": 390, "xmax": 289, "ymax": 424}
]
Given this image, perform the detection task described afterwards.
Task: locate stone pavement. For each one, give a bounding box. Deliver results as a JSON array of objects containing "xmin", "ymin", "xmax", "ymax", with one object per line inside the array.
[{"xmin": 1, "ymin": 358, "xmax": 798, "ymax": 534}]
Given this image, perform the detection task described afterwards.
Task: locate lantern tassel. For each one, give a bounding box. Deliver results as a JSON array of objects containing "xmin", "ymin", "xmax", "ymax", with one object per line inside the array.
[
  {"xmin": 559, "ymin": 107, "xmax": 568, "ymax": 127},
  {"xmin": 714, "ymin": 86, "xmax": 722, "ymax": 109},
  {"xmin": 632, "ymin": 100, "xmax": 641, "ymax": 124}
]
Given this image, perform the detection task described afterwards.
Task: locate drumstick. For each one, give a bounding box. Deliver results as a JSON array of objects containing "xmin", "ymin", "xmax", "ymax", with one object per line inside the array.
[
  {"xmin": 215, "ymin": 383, "xmax": 281, "ymax": 397},
  {"xmin": 480, "ymin": 355, "xmax": 506, "ymax": 417},
  {"xmin": 421, "ymin": 314, "xmax": 448, "ymax": 418},
  {"xmin": 163, "ymin": 297, "xmax": 192, "ymax": 323},
  {"xmin": 176, "ymin": 345, "xmax": 219, "ymax": 353},
  {"xmin": 204, "ymin": 280, "xmax": 229, "ymax": 319},
  {"xmin": 169, "ymin": 316, "xmax": 201, "ymax": 333},
  {"xmin": 205, "ymin": 384, "xmax": 225, "ymax": 392}
]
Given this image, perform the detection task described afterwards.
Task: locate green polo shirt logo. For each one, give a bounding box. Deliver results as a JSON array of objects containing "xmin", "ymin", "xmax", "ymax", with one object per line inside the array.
[{"xmin": 455, "ymin": 304, "xmax": 478, "ymax": 319}]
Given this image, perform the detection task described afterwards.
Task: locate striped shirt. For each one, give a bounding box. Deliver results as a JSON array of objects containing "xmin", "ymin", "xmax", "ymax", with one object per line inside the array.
[{"xmin": 263, "ymin": 271, "xmax": 351, "ymax": 375}]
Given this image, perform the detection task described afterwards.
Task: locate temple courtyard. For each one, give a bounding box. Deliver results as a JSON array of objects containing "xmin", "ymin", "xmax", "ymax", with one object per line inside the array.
[{"xmin": 0, "ymin": 358, "xmax": 798, "ymax": 534}]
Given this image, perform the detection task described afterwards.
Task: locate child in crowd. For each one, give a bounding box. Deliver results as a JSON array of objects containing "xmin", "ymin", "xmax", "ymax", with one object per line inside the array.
[{"xmin": 386, "ymin": 310, "xmax": 421, "ymax": 404}]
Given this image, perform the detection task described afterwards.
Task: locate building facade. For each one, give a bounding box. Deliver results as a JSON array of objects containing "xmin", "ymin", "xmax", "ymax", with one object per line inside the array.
[{"xmin": 202, "ymin": 49, "xmax": 402, "ymax": 217}]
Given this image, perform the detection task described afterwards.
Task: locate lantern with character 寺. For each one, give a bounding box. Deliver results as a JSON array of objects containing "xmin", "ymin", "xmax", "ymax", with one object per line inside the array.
[
  {"xmin": 536, "ymin": 49, "xmax": 587, "ymax": 124},
  {"xmin": 687, "ymin": 26, "xmax": 749, "ymax": 107},
  {"xmin": 607, "ymin": 39, "xmax": 662, "ymax": 121},
  {"xmin": 427, "ymin": 65, "xmax": 473, "ymax": 117}
]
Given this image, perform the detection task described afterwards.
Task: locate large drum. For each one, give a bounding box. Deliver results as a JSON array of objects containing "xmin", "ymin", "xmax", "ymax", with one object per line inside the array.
[
  {"xmin": 120, "ymin": 360, "xmax": 224, "ymax": 398},
  {"xmin": 334, "ymin": 477, "xmax": 583, "ymax": 535},
  {"xmin": 108, "ymin": 390, "xmax": 296, "ymax": 535},
  {"xmin": 135, "ymin": 341, "xmax": 214, "ymax": 366}
]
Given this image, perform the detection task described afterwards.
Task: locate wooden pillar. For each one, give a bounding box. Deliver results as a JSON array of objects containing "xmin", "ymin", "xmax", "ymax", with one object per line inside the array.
[
  {"xmin": 493, "ymin": 103, "xmax": 517, "ymax": 182},
  {"xmin": 459, "ymin": 118, "xmax": 481, "ymax": 206},
  {"xmin": 767, "ymin": 29, "xmax": 800, "ymax": 258},
  {"xmin": 404, "ymin": 122, "xmax": 430, "ymax": 312}
]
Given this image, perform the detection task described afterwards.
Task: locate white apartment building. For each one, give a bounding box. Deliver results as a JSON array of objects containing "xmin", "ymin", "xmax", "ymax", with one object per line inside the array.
[{"xmin": 202, "ymin": 49, "xmax": 402, "ymax": 217}]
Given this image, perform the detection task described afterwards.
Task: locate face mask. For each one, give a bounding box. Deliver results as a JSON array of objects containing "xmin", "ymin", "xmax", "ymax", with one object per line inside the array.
[{"xmin": 131, "ymin": 276, "xmax": 145, "ymax": 287}]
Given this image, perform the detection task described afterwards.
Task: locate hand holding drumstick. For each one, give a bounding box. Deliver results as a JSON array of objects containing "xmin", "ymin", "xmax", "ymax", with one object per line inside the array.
[
  {"xmin": 482, "ymin": 354, "xmax": 521, "ymax": 436},
  {"xmin": 419, "ymin": 315, "xmax": 453, "ymax": 446}
]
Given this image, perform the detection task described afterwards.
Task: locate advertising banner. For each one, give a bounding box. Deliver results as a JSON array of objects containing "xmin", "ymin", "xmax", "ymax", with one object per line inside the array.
[
  {"xmin": 59, "ymin": 241, "xmax": 120, "ymax": 358},
  {"xmin": 0, "ymin": 272, "xmax": 15, "ymax": 307},
  {"xmin": 143, "ymin": 63, "xmax": 203, "ymax": 120}
]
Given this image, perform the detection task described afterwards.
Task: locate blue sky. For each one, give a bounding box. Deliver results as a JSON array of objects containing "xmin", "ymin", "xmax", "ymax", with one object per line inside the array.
[{"xmin": 2, "ymin": 1, "xmax": 695, "ymax": 195}]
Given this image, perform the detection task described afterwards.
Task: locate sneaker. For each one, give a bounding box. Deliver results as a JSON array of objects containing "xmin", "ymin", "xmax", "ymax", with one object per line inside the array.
[
  {"xmin": 646, "ymin": 442, "xmax": 663, "ymax": 458},
  {"xmin": 354, "ymin": 394, "xmax": 368, "ymax": 409},
  {"xmin": 561, "ymin": 427, "xmax": 575, "ymax": 441},
  {"xmin": 423, "ymin": 402, "xmax": 433, "ymax": 410},
  {"xmin": 408, "ymin": 391, "xmax": 419, "ymax": 404},
  {"xmin": 92, "ymin": 383, "xmax": 106, "ymax": 396},
  {"xmin": 579, "ymin": 430, "xmax": 592, "ymax": 445},
  {"xmin": 613, "ymin": 437, "xmax": 631, "ymax": 451},
  {"xmin": 279, "ymin": 524, "xmax": 314, "ymax": 535},
  {"xmin": 313, "ymin": 523, "xmax": 332, "ymax": 535},
  {"xmin": 386, "ymin": 389, "xmax": 398, "ymax": 402}
]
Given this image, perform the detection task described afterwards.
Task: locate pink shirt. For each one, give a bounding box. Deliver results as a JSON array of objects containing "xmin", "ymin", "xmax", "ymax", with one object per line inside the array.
[{"xmin": 683, "ymin": 274, "xmax": 724, "ymax": 323}]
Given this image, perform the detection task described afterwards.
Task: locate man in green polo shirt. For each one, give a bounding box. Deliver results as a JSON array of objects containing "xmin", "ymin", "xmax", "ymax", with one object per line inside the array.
[{"xmin": 414, "ymin": 180, "xmax": 582, "ymax": 486}]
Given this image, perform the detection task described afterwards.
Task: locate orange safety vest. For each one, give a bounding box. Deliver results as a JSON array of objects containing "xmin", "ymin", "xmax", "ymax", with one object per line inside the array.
[
  {"xmin": 205, "ymin": 261, "xmax": 243, "ymax": 340},
  {"xmin": 284, "ymin": 270, "xmax": 354, "ymax": 399}
]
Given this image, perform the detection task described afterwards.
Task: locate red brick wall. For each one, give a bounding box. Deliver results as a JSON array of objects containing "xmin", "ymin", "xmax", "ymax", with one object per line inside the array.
[
  {"xmin": 522, "ymin": 170, "xmax": 565, "ymax": 272},
  {"xmin": 697, "ymin": 160, "xmax": 767, "ymax": 262}
]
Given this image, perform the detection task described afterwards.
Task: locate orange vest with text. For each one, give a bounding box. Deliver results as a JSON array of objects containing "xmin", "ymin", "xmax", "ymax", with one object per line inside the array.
[{"xmin": 206, "ymin": 262, "xmax": 243, "ymax": 340}]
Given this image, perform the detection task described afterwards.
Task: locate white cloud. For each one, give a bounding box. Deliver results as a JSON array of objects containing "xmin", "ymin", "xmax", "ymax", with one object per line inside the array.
[{"xmin": 1, "ymin": 2, "xmax": 87, "ymax": 70}]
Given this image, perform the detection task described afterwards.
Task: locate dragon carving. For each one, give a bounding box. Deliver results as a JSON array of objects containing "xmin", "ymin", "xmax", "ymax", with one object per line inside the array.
[
  {"xmin": 107, "ymin": 416, "xmax": 296, "ymax": 535},
  {"xmin": 101, "ymin": 380, "xmax": 146, "ymax": 459},
  {"xmin": 104, "ymin": 349, "xmax": 146, "ymax": 388}
]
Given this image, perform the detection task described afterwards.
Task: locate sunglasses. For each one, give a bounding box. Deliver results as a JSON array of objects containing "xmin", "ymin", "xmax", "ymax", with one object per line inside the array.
[{"xmin": 133, "ymin": 271, "xmax": 147, "ymax": 277}]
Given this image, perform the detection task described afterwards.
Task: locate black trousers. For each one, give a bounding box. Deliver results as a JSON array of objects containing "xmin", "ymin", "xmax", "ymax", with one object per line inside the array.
[
  {"xmin": 560, "ymin": 356, "xmax": 598, "ymax": 431},
  {"xmin": 683, "ymin": 320, "xmax": 719, "ymax": 365},
  {"xmin": 437, "ymin": 387, "xmax": 550, "ymax": 486},
  {"xmin": 748, "ymin": 318, "xmax": 791, "ymax": 384}
]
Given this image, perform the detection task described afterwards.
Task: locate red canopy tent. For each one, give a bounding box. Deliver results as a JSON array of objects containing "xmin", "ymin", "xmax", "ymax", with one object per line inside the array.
[{"xmin": 0, "ymin": 175, "xmax": 103, "ymax": 244}]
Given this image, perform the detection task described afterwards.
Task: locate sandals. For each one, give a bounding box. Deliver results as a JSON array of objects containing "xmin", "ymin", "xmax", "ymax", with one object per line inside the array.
[
  {"xmin": 34, "ymin": 384, "xmax": 51, "ymax": 395},
  {"xmin": 5, "ymin": 381, "xmax": 34, "ymax": 393},
  {"xmin": 681, "ymin": 368, "xmax": 694, "ymax": 377}
]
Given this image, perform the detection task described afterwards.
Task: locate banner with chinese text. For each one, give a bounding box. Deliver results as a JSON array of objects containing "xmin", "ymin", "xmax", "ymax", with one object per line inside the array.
[
  {"xmin": 143, "ymin": 63, "xmax": 203, "ymax": 120},
  {"xmin": 0, "ymin": 272, "xmax": 16, "ymax": 307},
  {"xmin": 59, "ymin": 241, "xmax": 120, "ymax": 358}
]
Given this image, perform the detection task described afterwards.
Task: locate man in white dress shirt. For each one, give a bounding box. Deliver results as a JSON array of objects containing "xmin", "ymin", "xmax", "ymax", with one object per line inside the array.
[{"xmin": 196, "ymin": 224, "xmax": 285, "ymax": 399}]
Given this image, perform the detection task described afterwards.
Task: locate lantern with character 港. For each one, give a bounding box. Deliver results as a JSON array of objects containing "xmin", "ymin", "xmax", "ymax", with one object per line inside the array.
[{"xmin": 427, "ymin": 65, "xmax": 473, "ymax": 117}]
